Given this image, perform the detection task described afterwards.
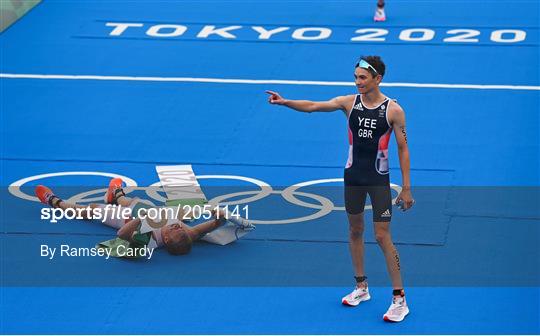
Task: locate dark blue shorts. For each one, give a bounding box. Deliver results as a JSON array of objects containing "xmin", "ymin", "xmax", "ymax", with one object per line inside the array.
[{"xmin": 344, "ymin": 168, "xmax": 392, "ymax": 222}]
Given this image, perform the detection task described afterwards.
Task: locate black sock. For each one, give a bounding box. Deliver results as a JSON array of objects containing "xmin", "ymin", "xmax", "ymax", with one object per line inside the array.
[
  {"xmin": 393, "ymin": 289, "xmax": 404, "ymax": 297},
  {"xmin": 49, "ymin": 196, "xmax": 63, "ymax": 208},
  {"xmin": 112, "ymin": 188, "xmax": 125, "ymax": 205},
  {"xmin": 355, "ymin": 275, "xmax": 368, "ymax": 284}
]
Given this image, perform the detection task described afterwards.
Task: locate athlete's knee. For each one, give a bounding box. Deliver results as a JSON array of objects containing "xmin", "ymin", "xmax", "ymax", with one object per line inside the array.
[
  {"xmin": 374, "ymin": 226, "xmax": 391, "ymax": 245},
  {"xmin": 80, "ymin": 204, "xmax": 99, "ymax": 220},
  {"xmin": 375, "ymin": 232, "xmax": 390, "ymax": 245},
  {"xmin": 89, "ymin": 203, "xmax": 100, "ymax": 209},
  {"xmin": 349, "ymin": 224, "xmax": 364, "ymax": 240},
  {"xmin": 348, "ymin": 215, "xmax": 365, "ymax": 240}
]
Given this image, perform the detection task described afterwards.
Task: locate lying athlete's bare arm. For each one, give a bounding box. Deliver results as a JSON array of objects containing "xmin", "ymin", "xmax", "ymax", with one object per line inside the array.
[
  {"xmin": 117, "ymin": 218, "xmax": 141, "ymax": 242},
  {"xmin": 188, "ymin": 209, "xmax": 227, "ymax": 241}
]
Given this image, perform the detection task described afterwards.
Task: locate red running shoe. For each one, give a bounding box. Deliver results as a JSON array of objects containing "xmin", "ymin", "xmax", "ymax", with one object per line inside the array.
[
  {"xmin": 104, "ymin": 178, "xmax": 124, "ymax": 204},
  {"xmin": 35, "ymin": 185, "xmax": 57, "ymax": 206}
]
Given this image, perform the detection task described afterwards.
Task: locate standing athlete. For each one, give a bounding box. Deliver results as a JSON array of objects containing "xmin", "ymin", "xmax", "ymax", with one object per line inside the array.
[{"xmin": 265, "ymin": 56, "xmax": 414, "ymax": 322}]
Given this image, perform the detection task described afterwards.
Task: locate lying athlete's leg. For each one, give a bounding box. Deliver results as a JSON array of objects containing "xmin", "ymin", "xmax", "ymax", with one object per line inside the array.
[
  {"xmin": 103, "ymin": 177, "xmax": 140, "ymax": 209},
  {"xmin": 35, "ymin": 185, "xmax": 98, "ymax": 220},
  {"xmin": 374, "ymin": 221, "xmax": 403, "ymax": 289},
  {"xmin": 55, "ymin": 200, "xmax": 100, "ymax": 220},
  {"xmin": 115, "ymin": 194, "xmax": 135, "ymax": 207},
  {"xmin": 36, "ymin": 185, "xmax": 135, "ymax": 228},
  {"xmin": 104, "ymin": 177, "xmax": 135, "ymax": 207}
]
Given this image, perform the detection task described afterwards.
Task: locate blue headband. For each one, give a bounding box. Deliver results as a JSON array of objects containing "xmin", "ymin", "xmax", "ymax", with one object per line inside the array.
[{"xmin": 356, "ymin": 59, "xmax": 378, "ymax": 75}]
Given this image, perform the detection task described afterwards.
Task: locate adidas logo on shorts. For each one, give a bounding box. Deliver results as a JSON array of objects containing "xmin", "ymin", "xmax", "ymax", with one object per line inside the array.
[
  {"xmin": 353, "ymin": 102, "xmax": 363, "ymax": 111},
  {"xmin": 381, "ymin": 209, "xmax": 391, "ymax": 217}
]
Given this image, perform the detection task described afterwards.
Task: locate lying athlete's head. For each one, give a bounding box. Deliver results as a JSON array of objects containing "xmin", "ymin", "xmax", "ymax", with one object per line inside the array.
[{"xmin": 161, "ymin": 222, "xmax": 193, "ymax": 255}]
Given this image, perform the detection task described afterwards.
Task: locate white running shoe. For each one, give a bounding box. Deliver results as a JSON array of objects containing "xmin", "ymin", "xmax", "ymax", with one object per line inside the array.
[
  {"xmin": 341, "ymin": 286, "xmax": 371, "ymax": 306},
  {"xmin": 383, "ymin": 296, "xmax": 409, "ymax": 322},
  {"xmin": 374, "ymin": 7, "xmax": 386, "ymax": 22}
]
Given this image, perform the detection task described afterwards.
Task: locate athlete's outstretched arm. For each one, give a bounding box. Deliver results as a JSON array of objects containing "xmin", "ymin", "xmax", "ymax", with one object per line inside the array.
[
  {"xmin": 266, "ymin": 90, "xmax": 349, "ymax": 113},
  {"xmin": 117, "ymin": 218, "xmax": 141, "ymax": 242},
  {"xmin": 189, "ymin": 209, "xmax": 227, "ymax": 241},
  {"xmin": 389, "ymin": 103, "xmax": 415, "ymax": 210}
]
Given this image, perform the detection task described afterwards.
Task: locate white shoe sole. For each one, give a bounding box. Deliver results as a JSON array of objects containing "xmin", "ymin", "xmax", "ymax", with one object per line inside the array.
[
  {"xmin": 341, "ymin": 293, "xmax": 371, "ymax": 306},
  {"xmin": 383, "ymin": 307, "xmax": 409, "ymax": 322}
]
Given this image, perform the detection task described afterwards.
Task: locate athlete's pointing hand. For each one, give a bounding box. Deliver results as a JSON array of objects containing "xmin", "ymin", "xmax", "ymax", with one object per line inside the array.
[{"xmin": 266, "ymin": 90, "xmax": 286, "ymax": 105}]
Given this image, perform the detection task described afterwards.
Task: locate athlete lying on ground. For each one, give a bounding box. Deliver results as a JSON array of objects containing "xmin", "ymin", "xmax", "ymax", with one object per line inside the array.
[{"xmin": 35, "ymin": 178, "xmax": 253, "ymax": 255}]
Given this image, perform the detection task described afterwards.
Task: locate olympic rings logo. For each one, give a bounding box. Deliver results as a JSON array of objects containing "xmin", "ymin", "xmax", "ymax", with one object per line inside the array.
[{"xmin": 8, "ymin": 171, "xmax": 402, "ymax": 225}]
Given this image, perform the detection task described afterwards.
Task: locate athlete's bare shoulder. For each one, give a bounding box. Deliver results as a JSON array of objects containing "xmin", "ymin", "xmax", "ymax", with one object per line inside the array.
[
  {"xmin": 387, "ymin": 99, "xmax": 405, "ymax": 125},
  {"xmin": 332, "ymin": 94, "xmax": 357, "ymax": 115},
  {"xmin": 339, "ymin": 94, "xmax": 357, "ymax": 102}
]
